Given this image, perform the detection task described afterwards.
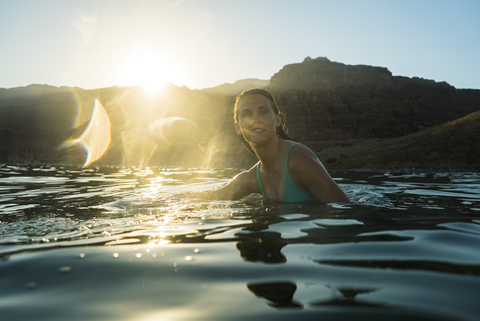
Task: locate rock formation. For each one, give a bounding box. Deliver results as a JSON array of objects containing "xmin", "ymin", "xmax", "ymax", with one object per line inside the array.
[
  {"xmin": 269, "ymin": 57, "xmax": 392, "ymax": 91},
  {"xmin": 0, "ymin": 57, "xmax": 479, "ymax": 169},
  {"xmin": 318, "ymin": 110, "xmax": 480, "ymax": 170},
  {"xmin": 266, "ymin": 57, "xmax": 480, "ymax": 152},
  {"xmin": 199, "ymin": 78, "xmax": 269, "ymax": 96}
]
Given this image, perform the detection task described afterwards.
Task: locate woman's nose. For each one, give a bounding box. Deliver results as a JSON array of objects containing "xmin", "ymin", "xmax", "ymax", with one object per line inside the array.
[{"xmin": 251, "ymin": 112, "xmax": 262, "ymax": 122}]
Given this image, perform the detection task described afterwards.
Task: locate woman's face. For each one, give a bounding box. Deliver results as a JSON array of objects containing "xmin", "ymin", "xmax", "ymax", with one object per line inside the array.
[{"xmin": 234, "ymin": 94, "xmax": 281, "ymax": 145}]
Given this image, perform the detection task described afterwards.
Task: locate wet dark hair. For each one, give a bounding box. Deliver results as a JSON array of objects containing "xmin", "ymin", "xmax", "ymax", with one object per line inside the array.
[{"xmin": 234, "ymin": 88, "xmax": 294, "ymax": 154}]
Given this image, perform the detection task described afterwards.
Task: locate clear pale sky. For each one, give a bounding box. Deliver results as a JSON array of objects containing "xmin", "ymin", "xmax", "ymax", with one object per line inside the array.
[{"xmin": 1, "ymin": 0, "xmax": 479, "ymax": 90}]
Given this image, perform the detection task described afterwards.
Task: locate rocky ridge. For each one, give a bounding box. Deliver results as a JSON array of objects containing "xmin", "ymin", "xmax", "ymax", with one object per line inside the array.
[
  {"xmin": 0, "ymin": 57, "xmax": 479, "ymax": 169},
  {"xmin": 318, "ymin": 110, "xmax": 480, "ymax": 170}
]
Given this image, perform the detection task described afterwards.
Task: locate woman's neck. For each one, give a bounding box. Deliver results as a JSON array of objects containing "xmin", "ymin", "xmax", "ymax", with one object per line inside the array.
[{"xmin": 253, "ymin": 138, "xmax": 285, "ymax": 171}]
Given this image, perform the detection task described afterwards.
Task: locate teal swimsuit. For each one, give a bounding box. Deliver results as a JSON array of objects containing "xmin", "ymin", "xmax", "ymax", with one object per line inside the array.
[{"xmin": 256, "ymin": 143, "xmax": 318, "ymax": 202}]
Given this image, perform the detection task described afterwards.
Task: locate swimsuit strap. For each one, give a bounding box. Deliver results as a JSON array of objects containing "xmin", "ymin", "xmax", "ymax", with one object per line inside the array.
[
  {"xmin": 255, "ymin": 162, "xmax": 267, "ymax": 198},
  {"xmin": 256, "ymin": 143, "xmax": 301, "ymax": 201},
  {"xmin": 256, "ymin": 143, "xmax": 317, "ymax": 202},
  {"xmin": 285, "ymin": 143, "xmax": 301, "ymax": 168},
  {"xmin": 283, "ymin": 143, "xmax": 318, "ymax": 202},
  {"xmin": 284, "ymin": 143, "xmax": 301, "ymax": 188}
]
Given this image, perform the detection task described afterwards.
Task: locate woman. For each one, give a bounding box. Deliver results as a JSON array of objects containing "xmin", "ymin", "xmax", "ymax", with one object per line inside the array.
[{"xmin": 204, "ymin": 88, "xmax": 349, "ymax": 203}]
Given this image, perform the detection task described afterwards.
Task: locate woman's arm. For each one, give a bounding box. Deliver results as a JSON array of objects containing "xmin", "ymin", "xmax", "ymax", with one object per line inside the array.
[
  {"xmin": 289, "ymin": 145, "xmax": 350, "ymax": 203},
  {"xmin": 192, "ymin": 165, "xmax": 260, "ymax": 200}
]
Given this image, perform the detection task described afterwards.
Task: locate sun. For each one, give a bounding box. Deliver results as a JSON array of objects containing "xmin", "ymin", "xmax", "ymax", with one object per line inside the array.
[{"xmin": 119, "ymin": 51, "xmax": 183, "ymax": 93}]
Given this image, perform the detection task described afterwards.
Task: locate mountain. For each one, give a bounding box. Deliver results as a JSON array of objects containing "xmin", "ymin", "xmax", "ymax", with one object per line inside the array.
[
  {"xmin": 0, "ymin": 85, "xmax": 87, "ymax": 163},
  {"xmin": 268, "ymin": 56, "xmax": 392, "ymax": 91},
  {"xmin": 317, "ymin": 110, "xmax": 480, "ymax": 170},
  {"xmin": 0, "ymin": 57, "xmax": 479, "ymax": 169},
  {"xmin": 199, "ymin": 78, "xmax": 269, "ymax": 96},
  {"xmin": 265, "ymin": 57, "xmax": 480, "ymax": 147},
  {"xmin": 0, "ymin": 84, "xmax": 252, "ymax": 167}
]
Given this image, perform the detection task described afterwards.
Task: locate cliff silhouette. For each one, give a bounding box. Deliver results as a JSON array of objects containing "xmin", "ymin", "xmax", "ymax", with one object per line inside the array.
[
  {"xmin": 1, "ymin": 57, "xmax": 479, "ymax": 169},
  {"xmin": 318, "ymin": 110, "xmax": 480, "ymax": 169}
]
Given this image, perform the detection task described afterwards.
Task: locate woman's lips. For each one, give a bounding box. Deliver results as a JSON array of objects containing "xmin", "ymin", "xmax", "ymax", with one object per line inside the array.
[{"xmin": 251, "ymin": 128, "xmax": 265, "ymax": 133}]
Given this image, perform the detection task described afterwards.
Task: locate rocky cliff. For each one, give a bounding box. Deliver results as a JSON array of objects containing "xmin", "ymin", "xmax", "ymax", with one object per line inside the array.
[
  {"xmin": 0, "ymin": 84, "xmax": 251, "ymax": 168},
  {"xmin": 266, "ymin": 57, "xmax": 480, "ymax": 151},
  {"xmin": 0, "ymin": 57, "xmax": 479, "ymax": 169},
  {"xmin": 199, "ymin": 78, "xmax": 269, "ymax": 96},
  {"xmin": 269, "ymin": 57, "xmax": 392, "ymax": 91},
  {"xmin": 317, "ymin": 109, "xmax": 480, "ymax": 170}
]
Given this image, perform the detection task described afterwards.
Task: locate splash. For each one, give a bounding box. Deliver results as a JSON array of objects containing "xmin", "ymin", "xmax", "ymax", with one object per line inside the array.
[
  {"xmin": 148, "ymin": 117, "xmax": 201, "ymax": 145},
  {"xmin": 122, "ymin": 116, "xmax": 203, "ymax": 168},
  {"xmin": 199, "ymin": 137, "xmax": 227, "ymax": 168},
  {"xmin": 121, "ymin": 130, "xmax": 157, "ymax": 169}
]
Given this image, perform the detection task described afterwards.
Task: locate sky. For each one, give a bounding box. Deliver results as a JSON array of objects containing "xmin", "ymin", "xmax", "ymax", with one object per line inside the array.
[{"xmin": 0, "ymin": 0, "xmax": 479, "ymax": 90}]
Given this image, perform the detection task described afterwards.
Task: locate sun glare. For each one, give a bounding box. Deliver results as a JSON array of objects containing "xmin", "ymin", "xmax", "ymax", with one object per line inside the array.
[{"xmin": 119, "ymin": 51, "xmax": 183, "ymax": 93}]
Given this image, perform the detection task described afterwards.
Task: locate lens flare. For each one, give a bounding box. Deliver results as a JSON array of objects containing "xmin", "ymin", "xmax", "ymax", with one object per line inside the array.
[
  {"xmin": 69, "ymin": 87, "xmax": 96, "ymax": 128},
  {"xmin": 72, "ymin": 7, "xmax": 98, "ymax": 48},
  {"xmin": 67, "ymin": 99, "xmax": 111, "ymax": 166}
]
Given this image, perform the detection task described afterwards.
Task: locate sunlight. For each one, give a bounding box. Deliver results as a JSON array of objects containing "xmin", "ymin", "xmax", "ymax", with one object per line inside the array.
[{"xmin": 119, "ymin": 50, "xmax": 184, "ymax": 93}]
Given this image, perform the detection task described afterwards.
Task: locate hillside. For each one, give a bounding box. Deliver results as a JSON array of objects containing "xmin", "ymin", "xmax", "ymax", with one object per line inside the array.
[
  {"xmin": 0, "ymin": 57, "xmax": 479, "ymax": 169},
  {"xmin": 318, "ymin": 110, "xmax": 480, "ymax": 170},
  {"xmin": 266, "ymin": 57, "xmax": 480, "ymax": 144},
  {"xmin": 199, "ymin": 78, "xmax": 269, "ymax": 96}
]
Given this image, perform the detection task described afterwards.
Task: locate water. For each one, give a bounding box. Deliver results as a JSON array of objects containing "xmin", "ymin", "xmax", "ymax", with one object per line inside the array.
[{"xmin": 1, "ymin": 165, "xmax": 480, "ymax": 321}]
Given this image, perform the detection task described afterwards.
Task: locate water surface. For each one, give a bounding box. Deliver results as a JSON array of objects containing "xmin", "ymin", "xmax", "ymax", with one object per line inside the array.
[{"xmin": 1, "ymin": 165, "xmax": 479, "ymax": 320}]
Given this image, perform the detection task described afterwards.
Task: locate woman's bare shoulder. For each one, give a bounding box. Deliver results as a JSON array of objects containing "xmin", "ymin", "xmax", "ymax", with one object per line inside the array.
[
  {"xmin": 289, "ymin": 144, "xmax": 322, "ymax": 167},
  {"xmin": 288, "ymin": 143, "xmax": 350, "ymax": 203},
  {"xmin": 288, "ymin": 143, "xmax": 329, "ymax": 187}
]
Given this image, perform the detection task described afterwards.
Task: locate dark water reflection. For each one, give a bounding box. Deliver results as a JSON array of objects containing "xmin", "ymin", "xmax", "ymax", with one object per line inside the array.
[
  {"xmin": 0, "ymin": 165, "xmax": 480, "ymax": 320},
  {"xmin": 247, "ymin": 282, "xmax": 303, "ymax": 308}
]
